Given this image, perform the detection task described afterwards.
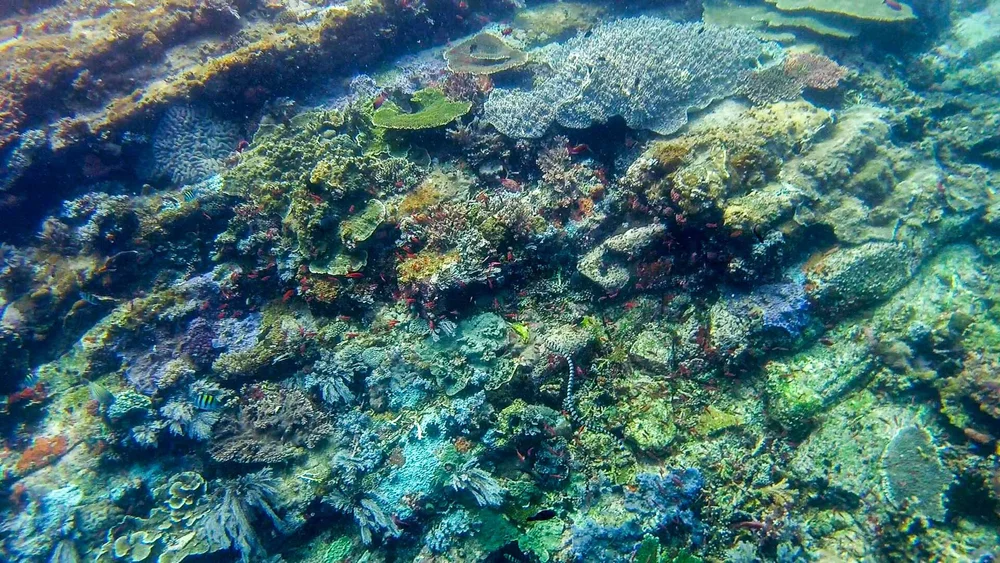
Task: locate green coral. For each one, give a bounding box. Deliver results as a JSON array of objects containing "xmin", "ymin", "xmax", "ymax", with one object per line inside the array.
[
  {"xmin": 323, "ymin": 536, "xmax": 354, "ymax": 562},
  {"xmin": 881, "ymin": 425, "xmax": 952, "ymax": 521},
  {"xmin": 371, "ymin": 89, "xmax": 471, "ymax": 130},
  {"xmin": 339, "ymin": 199, "xmax": 386, "ymax": 247}
]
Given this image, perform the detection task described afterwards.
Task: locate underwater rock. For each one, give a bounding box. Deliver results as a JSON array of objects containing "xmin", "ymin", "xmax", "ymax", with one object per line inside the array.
[
  {"xmin": 513, "ymin": 2, "xmax": 606, "ymax": 44},
  {"xmin": 629, "ymin": 328, "xmax": 675, "ymax": 374},
  {"xmin": 484, "ymin": 17, "xmax": 775, "ymax": 138},
  {"xmin": 540, "ymin": 324, "xmax": 594, "ymax": 358},
  {"xmin": 790, "ymin": 391, "xmax": 914, "ymax": 503},
  {"xmin": 444, "ymin": 33, "xmax": 528, "ymax": 75},
  {"xmin": 578, "ymin": 224, "xmax": 666, "ymax": 292},
  {"xmin": 804, "ymin": 242, "xmax": 918, "ymax": 318},
  {"xmin": 881, "ymin": 425, "xmax": 953, "ymax": 521},
  {"xmin": 623, "ymin": 397, "xmax": 677, "ymax": 454},
  {"xmin": 765, "ymin": 328, "xmax": 875, "ymax": 435}
]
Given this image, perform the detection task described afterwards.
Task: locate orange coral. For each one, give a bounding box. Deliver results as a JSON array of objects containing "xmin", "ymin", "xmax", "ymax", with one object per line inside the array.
[{"xmin": 15, "ymin": 435, "xmax": 68, "ymax": 474}]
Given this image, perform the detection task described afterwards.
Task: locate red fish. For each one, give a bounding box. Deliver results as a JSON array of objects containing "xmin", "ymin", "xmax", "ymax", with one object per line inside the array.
[
  {"xmin": 566, "ymin": 143, "xmax": 590, "ymax": 155},
  {"xmin": 373, "ymin": 91, "xmax": 388, "ymax": 110},
  {"xmin": 883, "ymin": 0, "xmax": 902, "ymax": 10},
  {"xmin": 344, "ymin": 272, "xmax": 364, "ymax": 279},
  {"xmin": 501, "ymin": 26, "xmax": 513, "ymax": 36}
]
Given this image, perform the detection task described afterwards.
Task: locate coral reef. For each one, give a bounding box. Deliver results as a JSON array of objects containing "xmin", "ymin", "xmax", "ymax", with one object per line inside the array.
[
  {"xmin": 372, "ymin": 88, "xmax": 472, "ymax": 130},
  {"xmin": 485, "ymin": 17, "xmax": 775, "ymax": 137},
  {"xmin": 3, "ymin": 2, "xmax": 1000, "ymax": 562}
]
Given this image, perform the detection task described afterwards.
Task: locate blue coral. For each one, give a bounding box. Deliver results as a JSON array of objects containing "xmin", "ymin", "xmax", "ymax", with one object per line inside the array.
[
  {"xmin": 625, "ymin": 468, "xmax": 706, "ymax": 545},
  {"xmin": 424, "ymin": 509, "xmax": 475, "ymax": 554},
  {"xmin": 730, "ymin": 280, "xmax": 811, "ymax": 339}
]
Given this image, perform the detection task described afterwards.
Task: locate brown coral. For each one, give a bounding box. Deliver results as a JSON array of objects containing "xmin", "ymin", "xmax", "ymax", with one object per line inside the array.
[{"xmin": 209, "ymin": 382, "xmax": 333, "ymax": 464}]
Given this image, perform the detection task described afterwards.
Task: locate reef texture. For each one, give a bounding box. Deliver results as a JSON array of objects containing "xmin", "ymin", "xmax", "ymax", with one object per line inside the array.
[{"xmin": 1, "ymin": 2, "xmax": 1000, "ymax": 563}]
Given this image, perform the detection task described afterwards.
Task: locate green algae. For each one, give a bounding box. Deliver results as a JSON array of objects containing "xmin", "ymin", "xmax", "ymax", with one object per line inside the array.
[
  {"xmin": 518, "ymin": 518, "xmax": 564, "ymax": 562},
  {"xmin": 371, "ymin": 89, "xmax": 472, "ymax": 130}
]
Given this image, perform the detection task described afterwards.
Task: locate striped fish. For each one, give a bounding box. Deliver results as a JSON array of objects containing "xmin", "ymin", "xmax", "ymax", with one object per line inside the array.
[
  {"xmin": 88, "ymin": 381, "xmax": 115, "ymax": 406},
  {"xmin": 180, "ymin": 187, "xmax": 198, "ymax": 202},
  {"xmin": 23, "ymin": 371, "xmax": 39, "ymax": 386},
  {"xmin": 194, "ymin": 393, "xmax": 219, "ymax": 411}
]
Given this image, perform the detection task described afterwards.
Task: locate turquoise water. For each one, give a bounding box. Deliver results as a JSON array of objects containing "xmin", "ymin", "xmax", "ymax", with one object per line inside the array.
[{"xmin": 1, "ymin": 1, "xmax": 998, "ymax": 562}]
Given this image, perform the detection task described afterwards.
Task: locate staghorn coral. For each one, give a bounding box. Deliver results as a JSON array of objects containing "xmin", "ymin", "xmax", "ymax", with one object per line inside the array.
[
  {"xmin": 484, "ymin": 17, "xmax": 775, "ymax": 138},
  {"xmin": 209, "ymin": 382, "xmax": 332, "ymax": 463}
]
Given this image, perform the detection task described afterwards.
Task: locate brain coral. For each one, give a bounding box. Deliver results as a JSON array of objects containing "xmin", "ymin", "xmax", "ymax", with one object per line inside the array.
[
  {"xmin": 149, "ymin": 105, "xmax": 240, "ymax": 186},
  {"xmin": 484, "ymin": 17, "xmax": 775, "ymax": 138}
]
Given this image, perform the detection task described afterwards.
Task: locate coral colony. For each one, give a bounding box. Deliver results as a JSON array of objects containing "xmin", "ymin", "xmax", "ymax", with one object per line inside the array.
[{"xmin": 1, "ymin": 0, "xmax": 1000, "ymax": 562}]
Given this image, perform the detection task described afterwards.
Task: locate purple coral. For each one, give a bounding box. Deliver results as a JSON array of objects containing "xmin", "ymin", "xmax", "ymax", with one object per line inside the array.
[{"xmin": 180, "ymin": 317, "xmax": 217, "ymax": 369}]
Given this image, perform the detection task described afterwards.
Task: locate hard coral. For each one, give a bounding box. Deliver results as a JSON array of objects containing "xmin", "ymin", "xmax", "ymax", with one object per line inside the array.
[{"xmin": 485, "ymin": 17, "xmax": 774, "ymax": 138}]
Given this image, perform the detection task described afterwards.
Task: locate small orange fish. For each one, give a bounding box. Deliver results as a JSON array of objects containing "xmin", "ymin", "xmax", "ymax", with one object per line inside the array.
[{"xmin": 344, "ymin": 272, "xmax": 364, "ymax": 279}]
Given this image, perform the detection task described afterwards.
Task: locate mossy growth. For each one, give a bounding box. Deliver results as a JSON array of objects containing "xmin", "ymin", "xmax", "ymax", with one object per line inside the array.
[
  {"xmin": 518, "ymin": 519, "xmax": 564, "ymax": 563},
  {"xmin": 695, "ymin": 405, "xmax": 743, "ymax": 436},
  {"xmin": 339, "ymin": 199, "xmax": 386, "ymax": 246},
  {"xmin": 766, "ymin": 374, "xmax": 822, "ymax": 438},
  {"xmin": 397, "ymin": 249, "xmax": 460, "ymax": 284},
  {"xmin": 372, "ymin": 88, "xmax": 472, "ymax": 130},
  {"xmin": 623, "ymin": 398, "xmax": 676, "ymax": 454},
  {"xmin": 212, "ymin": 305, "xmax": 299, "ymax": 379},
  {"xmin": 323, "ymin": 536, "xmax": 354, "ymax": 562}
]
